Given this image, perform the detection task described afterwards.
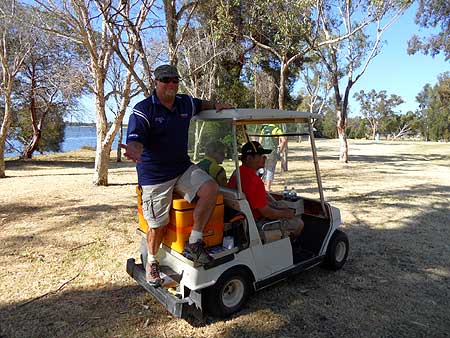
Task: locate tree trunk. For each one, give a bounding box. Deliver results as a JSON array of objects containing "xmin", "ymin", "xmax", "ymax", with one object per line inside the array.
[
  {"xmin": 116, "ymin": 122, "xmax": 123, "ymax": 162},
  {"xmin": 338, "ymin": 127, "xmax": 348, "ymax": 163},
  {"xmin": 93, "ymin": 86, "xmax": 109, "ymax": 185},
  {"xmin": 93, "ymin": 69, "xmax": 133, "ymax": 185},
  {"xmin": 164, "ymin": 0, "xmax": 178, "ymax": 65},
  {"xmin": 22, "ymin": 66, "xmax": 43, "ymax": 159},
  {"xmin": 22, "ymin": 130, "xmax": 41, "ymax": 159},
  {"xmin": 279, "ymin": 62, "xmax": 288, "ymax": 172},
  {"xmin": 336, "ymin": 108, "xmax": 349, "ymax": 163},
  {"xmin": 0, "ymin": 94, "xmax": 13, "ymax": 178},
  {"xmin": 193, "ymin": 121, "xmax": 205, "ymax": 162}
]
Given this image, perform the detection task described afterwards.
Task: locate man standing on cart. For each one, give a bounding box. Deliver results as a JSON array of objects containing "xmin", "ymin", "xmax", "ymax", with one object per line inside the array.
[{"xmin": 121, "ymin": 64, "xmax": 232, "ymax": 286}]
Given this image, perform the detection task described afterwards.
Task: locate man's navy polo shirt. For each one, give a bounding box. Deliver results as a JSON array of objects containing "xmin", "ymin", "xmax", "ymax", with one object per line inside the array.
[{"xmin": 126, "ymin": 92, "xmax": 202, "ymax": 185}]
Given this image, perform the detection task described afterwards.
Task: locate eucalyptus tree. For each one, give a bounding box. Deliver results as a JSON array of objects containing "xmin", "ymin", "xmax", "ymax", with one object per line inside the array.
[
  {"xmin": 408, "ymin": 0, "xmax": 450, "ymax": 61},
  {"xmin": 240, "ymin": 0, "xmax": 315, "ymax": 110},
  {"xmin": 13, "ymin": 16, "xmax": 87, "ymax": 159},
  {"xmin": 354, "ymin": 89, "xmax": 404, "ymax": 140},
  {"xmin": 310, "ymin": 0, "xmax": 412, "ymax": 162},
  {"xmin": 0, "ymin": 0, "xmax": 35, "ymax": 178},
  {"xmin": 382, "ymin": 110, "xmax": 420, "ymax": 139},
  {"xmin": 416, "ymin": 72, "xmax": 450, "ymax": 141},
  {"xmin": 163, "ymin": 0, "xmax": 199, "ymax": 66},
  {"xmin": 297, "ymin": 57, "xmax": 332, "ymax": 116},
  {"xmin": 177, "ymin": 24, "xmax": 229, "ymax": 160},
  {"xmin": 35, "ymin": 0, "xmax": 153, "ymax": 185}
]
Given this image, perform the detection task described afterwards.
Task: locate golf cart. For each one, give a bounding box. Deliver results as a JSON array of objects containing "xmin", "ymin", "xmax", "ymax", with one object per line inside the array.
[{"xmin": 126, "ymin": 108, "xmax": 349, "ymax": 319}]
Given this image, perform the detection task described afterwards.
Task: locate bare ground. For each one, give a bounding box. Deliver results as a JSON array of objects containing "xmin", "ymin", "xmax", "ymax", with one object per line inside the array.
[{"xmin": 0, "ymin": 139, "xmax": 449, "ymax": 338}]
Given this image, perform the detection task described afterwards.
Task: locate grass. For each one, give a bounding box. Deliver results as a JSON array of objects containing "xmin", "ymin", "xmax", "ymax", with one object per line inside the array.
[{"xmin": 0, "ymin": 139, "xmax": 449, "ymax": 338}]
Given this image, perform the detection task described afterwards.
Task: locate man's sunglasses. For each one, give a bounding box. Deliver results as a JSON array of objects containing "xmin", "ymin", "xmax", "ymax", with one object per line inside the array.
[{"xmin": 158, "ymin": 77, "xmax": 180, "ymax": 84}]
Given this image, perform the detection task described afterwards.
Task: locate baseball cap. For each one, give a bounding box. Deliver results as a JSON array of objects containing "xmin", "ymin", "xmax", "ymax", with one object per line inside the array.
[
  {"xmin": 154, "ymin": 64, "xmax": 180, "ymax": 80},
  {"xmin": 241, "ymin": 141, "xmax": 272, "ymax": 156}
]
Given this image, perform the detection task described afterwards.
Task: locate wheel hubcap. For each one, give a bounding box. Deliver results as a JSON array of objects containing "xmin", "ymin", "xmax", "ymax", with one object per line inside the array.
[
  {"xmin": 335, "ymin": 241, "xmax": 347, "ymax": 262},
  {"xmin": 222, "ymin": 279, "xmax": 245, "ymax": 308}
]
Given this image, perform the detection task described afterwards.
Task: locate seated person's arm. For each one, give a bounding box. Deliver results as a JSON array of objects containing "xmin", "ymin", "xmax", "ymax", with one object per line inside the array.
[
  {"xmin": 258, "ymin": 205, "xmax": 294, "ymax": 220},
  {"xmin": 217, "ymin": 167, "xmax": 227, "ymax": 187}
]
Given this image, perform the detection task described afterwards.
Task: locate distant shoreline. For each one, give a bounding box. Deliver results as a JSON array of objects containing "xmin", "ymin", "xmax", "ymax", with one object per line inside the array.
[{"xmin": 65, "ymin": 122, "xmax": 128, "ymax": 127}]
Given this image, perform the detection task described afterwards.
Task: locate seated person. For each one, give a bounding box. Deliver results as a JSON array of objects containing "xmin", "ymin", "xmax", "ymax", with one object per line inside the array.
[
  {"xmin": 227, "ymin": 141, "xmax": 304, "ymax": 243},
  {"xmin": 197, "ymin": 141, "xmax": 227, "ymax": 187}
]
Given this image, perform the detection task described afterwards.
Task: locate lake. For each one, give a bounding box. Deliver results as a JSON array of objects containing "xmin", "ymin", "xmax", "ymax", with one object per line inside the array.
[{"xmin": 5, "ymin": 125, "xmax": 126, "ymax": 158}]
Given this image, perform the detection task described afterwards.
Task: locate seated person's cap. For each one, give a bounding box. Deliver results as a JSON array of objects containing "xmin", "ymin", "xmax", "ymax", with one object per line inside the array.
[
  {"xmin": 154, "ymin": 64, "xmax": 180, "ymax": 79},
  {"xmin": 241, "ymin": 141, "xmax": 272, "ymax": 155}
]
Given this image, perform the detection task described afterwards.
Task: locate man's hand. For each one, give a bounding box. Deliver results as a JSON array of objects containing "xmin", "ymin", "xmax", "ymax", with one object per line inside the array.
[
  {"xmin": 215, "ymin": 103, "xmax": 234, "ymax": 111},
  {"xmin": 283, "ymin": 208, "xmax": 295, "ymax": 219},
  {"xmin": 119, "ymin": 142, "xmax": 143, "ymax": 163}
]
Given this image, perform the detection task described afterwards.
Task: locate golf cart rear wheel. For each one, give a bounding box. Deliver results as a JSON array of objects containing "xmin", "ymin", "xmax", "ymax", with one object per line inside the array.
[
  {"xmin": 324, "ymin": 229, "xmax": 349, "ymax": 270},
  {"xmin": 204, "ymin": 267, "xmax": 252, "ymax": 318}
]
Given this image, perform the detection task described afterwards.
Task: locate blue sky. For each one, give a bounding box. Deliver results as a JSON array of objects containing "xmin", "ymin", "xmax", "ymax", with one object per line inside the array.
[
  {"xmin": 349, "ymin": 4, "xmax": 448, "ymax": 116},
  {"xmin": 79, "ymin": 4, "xmax": 448, "ymax": 123}
]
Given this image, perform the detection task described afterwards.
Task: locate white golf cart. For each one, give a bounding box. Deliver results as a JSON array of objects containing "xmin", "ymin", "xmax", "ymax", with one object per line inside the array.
[{"xmin": 126, "ymin": 108, "xmax": 349, "ymax": 319}]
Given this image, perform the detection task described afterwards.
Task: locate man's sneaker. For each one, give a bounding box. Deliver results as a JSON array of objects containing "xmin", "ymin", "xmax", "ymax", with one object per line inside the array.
[
  {"xmin": 145, "ymin": 261, "xmax": 163, "ymax": 287},
  {"xmin": 182, "ymin": 240, "xmax": 214, "ymax": 264}
]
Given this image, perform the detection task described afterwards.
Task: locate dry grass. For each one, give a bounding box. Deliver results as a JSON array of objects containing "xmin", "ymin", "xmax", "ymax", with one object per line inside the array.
[{"xmin": 1, "ymin": 140, "xmax": 449, "ymax": 338}]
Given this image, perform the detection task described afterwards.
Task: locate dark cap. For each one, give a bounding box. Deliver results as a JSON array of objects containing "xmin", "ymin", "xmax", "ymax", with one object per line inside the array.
[
  {"xmin": 154, "ymin": 64, "xmax": 180, "ymax": 80},
  {"xmin": 241, "ymin": 141, "xmax": 272, "ymax": 156}
]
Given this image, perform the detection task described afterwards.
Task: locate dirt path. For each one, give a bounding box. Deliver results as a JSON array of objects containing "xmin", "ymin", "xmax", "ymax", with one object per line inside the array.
[{"xmin": 1, "ymin": 140, "xmax": 449, "ymax": 338}]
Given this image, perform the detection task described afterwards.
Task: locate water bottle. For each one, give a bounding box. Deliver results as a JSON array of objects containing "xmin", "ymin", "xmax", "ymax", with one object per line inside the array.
[
  {"xmin": 288, "ymin": 187, "xmax": 297, "ymax": 201},
  {"xmin": 283, "ymin": 186, "xmax": 289, "ymax": 200}
]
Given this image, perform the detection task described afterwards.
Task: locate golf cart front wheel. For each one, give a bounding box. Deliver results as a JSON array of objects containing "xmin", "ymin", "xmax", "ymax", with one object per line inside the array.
[
  {"xmin": 204, "ymin": 267, "xmax": 253, "ymax": 318},
  {"xmin": 324, "ymin": 229, "xmax": 349, "ymax": 270}
]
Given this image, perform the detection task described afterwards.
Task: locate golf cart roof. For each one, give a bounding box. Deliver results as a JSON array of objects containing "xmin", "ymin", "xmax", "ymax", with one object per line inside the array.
[{"xmin": 194, "ymin": 108, "xmax": 319, "ymax": 125}]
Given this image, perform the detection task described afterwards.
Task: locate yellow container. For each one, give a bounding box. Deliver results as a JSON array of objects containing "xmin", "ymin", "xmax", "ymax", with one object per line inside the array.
[{"xmin": 136, "ymin": 186, "xmax": 224, "ymax": 253}]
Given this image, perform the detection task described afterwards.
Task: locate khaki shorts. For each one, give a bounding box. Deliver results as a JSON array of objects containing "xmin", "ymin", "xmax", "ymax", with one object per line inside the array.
[{"xmin": 141, "ymin": 164, "xmax": 214, "ymax": 228}]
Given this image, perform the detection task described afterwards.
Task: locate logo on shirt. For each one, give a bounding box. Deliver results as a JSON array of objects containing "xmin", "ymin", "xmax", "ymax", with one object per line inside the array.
[
  {"xmin": 180, "ymin": 113, "xmax": 188, "ymax": 118},
  {"xmin": 154, "ymin": 117, "xmax": 165, "ymax": 123}
]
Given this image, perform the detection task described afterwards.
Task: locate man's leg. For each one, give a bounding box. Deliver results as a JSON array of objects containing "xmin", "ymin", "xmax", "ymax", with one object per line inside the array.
[
  {"xmin": 192, "ymin": 179, "xmax": 219, "ymax": 232},
  {"xmin": 141, "ymin": 179, "xmax": 176, "ymax": 285},
  {"xmin": 176, "ymin": 165, "xmax": 219, "ymax": 264},
  {"xmin": 263, "ymin": 159, "xmax": 276, "ymax": 191},
  {"xmin": 147, "ymin": 227, "xmax": 166, "ymax": 257}
]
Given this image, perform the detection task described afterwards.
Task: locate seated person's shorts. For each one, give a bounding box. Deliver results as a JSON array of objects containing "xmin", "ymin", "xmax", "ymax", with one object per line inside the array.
[
  {"xmin": 141, "ymin": 164, "xmax": 214, "ymax": 229},
  {"xmin": 256, "ymin": 200, "xmax": 302, "ymax": 236}
]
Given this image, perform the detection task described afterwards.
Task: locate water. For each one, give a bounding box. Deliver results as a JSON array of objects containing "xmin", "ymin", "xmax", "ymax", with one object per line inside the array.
[{"xmin": 5, "ymin": 125, "xmax": 126, "ymax": 158}]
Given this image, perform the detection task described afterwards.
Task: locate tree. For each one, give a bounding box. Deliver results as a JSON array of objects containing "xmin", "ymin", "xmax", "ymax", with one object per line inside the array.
[
  {"xmin": 12, "ymin": 13, "xmax": 87, "ymax": 159},
  {"xmin": 163, "ymin": 0, "xmax": 199, "ymax": 66},
  {"xmin": 36, "ymin": 0, "xmax": 146, "ymax": 185},
  {"xmin": 177, "ymin": 22, "xmax": 240, "ymax": 160},
  {"xmin": 354, "ymin": 89, "xmax": 404, "ymax": 140},
  {"xmin": 383, "ymin": 110, "xmax": 421, "ymax": 139},
  {"xmin": 416, "ymin": 72, "xmax": 450, "ymax": 141},
  {"xmin": 408, "ymin": 0, "xmax": 450, "ymax": 60},
  {"xmin": 241, "ymin": 0, "xmax": 315, "ymax": 110},
  {"xmin": 0, "ymin": 0, "xmax": 34, "ymax": 178},
  {"xmin": 311, "ymin": 0, "xmax": 411, "ymax": 162}
]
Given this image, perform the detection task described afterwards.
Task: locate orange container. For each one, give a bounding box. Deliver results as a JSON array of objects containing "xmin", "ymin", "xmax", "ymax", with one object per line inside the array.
[{"xmin": 136, "ymin": 186, "xmax": 224, "ymax": 253}]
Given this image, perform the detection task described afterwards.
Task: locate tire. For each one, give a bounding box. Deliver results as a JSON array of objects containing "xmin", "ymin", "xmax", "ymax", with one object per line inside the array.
[
  {"xmin": 324, "ymin": 229, "xmax": 349, "ymax": 271},
  {"xmin": 204, "ymin": 267, "xmax": 253, "ymax": 318}
]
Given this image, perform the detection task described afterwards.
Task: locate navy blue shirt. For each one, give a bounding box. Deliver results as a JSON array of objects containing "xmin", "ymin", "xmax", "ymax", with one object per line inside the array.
[{"xmin": 126, "ymin": 91, "xmax": 202, "ymax": 185}]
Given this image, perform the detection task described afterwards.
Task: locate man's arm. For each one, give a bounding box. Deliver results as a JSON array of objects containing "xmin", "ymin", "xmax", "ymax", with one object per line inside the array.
[
  {"xmin": 119, "ymin": 141, "xmax": 143, "ymax": 163},
  {"xmin": 200, "ymin": 100, "xmax": 233, "ymax": 111},
  {"xmin": 258, "ymin": 204, "xmax": 294, "ymax": 220}
]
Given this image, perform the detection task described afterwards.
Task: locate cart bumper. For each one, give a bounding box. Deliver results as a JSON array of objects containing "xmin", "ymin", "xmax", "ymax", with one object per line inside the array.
[{"xmin": 126, "ymin": 258, "xmax": 203, "ymax": 319}]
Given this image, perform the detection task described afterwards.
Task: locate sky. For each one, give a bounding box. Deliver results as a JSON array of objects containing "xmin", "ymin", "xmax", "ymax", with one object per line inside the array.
[
  {"xmin": 78, "ymin": 4, "xmax": 448, "ymax": 123},
  {"xmin": 348, "ymin": 4, "xmax": 448, "ymax": 116}
]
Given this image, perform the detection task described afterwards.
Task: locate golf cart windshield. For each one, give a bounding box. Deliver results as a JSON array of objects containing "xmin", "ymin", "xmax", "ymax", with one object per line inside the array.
[{"xmin": 189, "ymin": 109, "xmax": 325, "ymax": 208}]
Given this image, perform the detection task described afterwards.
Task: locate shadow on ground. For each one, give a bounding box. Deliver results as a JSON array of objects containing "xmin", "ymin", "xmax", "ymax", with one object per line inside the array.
[{"xmin": 2, "ymin": 201, "xmax": 449, "ymax": 338}]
